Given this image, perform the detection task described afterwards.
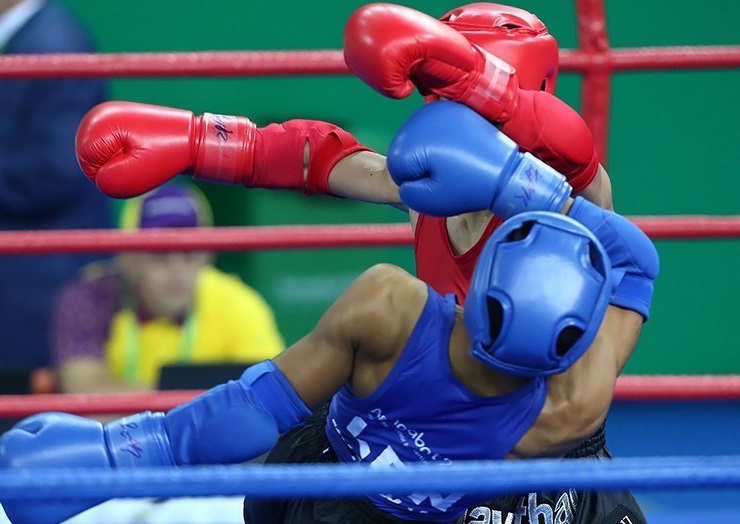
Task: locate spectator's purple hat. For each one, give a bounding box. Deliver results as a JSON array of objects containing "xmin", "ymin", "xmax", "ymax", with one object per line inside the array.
[{"xmin": 119, "ymin": 184, "xmax": 213, "ymax": 230}]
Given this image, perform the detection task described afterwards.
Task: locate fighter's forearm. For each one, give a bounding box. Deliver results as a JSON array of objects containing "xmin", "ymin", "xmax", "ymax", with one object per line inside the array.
[{"xmin": 327, "ymin": 150, "xmax": 405, "ymax": 207}]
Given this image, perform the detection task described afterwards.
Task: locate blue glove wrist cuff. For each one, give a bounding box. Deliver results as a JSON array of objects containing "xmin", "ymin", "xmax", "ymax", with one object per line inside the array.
[
  {"xmin": 105, "ymin": 411, "xmax": 176, "ymax": 468},
  {"xmin": 492, "ymin": 152, "xmax": 571, "ymax": 219}
]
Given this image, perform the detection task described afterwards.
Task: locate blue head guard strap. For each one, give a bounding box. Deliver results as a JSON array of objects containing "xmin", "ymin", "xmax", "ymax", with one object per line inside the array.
[{"xmin": 465, "ymin": 211, "xmax": 612, "ymax": 377}]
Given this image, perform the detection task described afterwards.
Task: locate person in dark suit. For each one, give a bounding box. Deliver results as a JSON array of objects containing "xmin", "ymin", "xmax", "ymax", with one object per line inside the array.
[{"xmin": 0, "ymin": 0, "xmax": 112, "ymax": 391}]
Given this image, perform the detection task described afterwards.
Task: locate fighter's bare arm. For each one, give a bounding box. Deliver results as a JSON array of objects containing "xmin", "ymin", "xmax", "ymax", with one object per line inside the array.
[
  {"xmin": 326, "ymin": 150, "xmax": 406, "ymax": 208},
  {"xmin": 273, "ymin": 263, "xmax": 426, "ymax": 407},
  {"xmin": 513, "ymin": 306, "xmax": 642, "ymax": 458},
  {"xmin": 323, "ymin": 147, "xmax": 612, "ymax": 215}
]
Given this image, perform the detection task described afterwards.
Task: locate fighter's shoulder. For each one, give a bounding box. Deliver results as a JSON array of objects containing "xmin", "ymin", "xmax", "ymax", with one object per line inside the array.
[
  {"xmin": 353, "ymin": 263, "xmax": 425, "ymax": 301},
  {"xmin": 347, "ymin": 264, "xmax": 429, "ymax": 355}
]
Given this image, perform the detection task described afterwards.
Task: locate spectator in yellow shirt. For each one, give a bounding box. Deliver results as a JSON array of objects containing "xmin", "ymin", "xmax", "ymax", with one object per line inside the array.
[{"xmin": 51, "ymin": 183, "xmax": 284, "ymax": 393}]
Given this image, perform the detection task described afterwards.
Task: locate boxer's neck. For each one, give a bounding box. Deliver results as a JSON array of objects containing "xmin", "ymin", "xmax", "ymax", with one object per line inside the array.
[{"xmin": 445, "ymin": 210, "xmax": 494, "ymax": 255}]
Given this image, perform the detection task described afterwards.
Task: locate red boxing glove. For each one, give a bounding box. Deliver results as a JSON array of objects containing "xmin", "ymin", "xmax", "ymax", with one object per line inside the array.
[
  {"xmin": 501, "ymin": 91, "xmax": 599, "ymax": 192},
  {"xmin": 344, "ymin": 3, "xmax": 519, "ymax": 122},
  {"xmin": 76, "ymin": 102, "xmax": 370, "ymax": 198}
]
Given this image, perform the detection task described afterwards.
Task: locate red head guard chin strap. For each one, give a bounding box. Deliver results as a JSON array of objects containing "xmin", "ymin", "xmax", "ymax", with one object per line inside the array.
[{"xmin": 440, "ymin": 3, "xmax": 560, "ymax": 93}]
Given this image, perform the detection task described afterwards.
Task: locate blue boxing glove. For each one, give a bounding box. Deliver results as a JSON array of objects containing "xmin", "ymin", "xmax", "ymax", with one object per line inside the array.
[
  {"xmin": 0, "ymin": 361, "xmax": 311, "ymax": 524},
  {"xmin": 387, "ymin": 100, "xmax": 572, "ymax": 218},
  {"xmin": 0, "ymin": 411, "xmax": 175, "ymax": 524},
  {"xmin": 567, "ymin": 197, "xmax": 660, "ymax": 320}
]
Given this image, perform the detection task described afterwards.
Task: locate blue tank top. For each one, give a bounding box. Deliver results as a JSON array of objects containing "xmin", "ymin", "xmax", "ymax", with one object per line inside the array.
[{"xmin": 326, "ymin": 287, "xmax": 547, "ymax": 522}]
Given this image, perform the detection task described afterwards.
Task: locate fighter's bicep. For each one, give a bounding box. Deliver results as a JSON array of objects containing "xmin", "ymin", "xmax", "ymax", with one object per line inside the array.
[
  {"xmin": 515, "ymin": 307, "xmax": 642, "ymax": 457},
  {"xmin": 552, "ymin": 306, "xmax": 642, "ymax": 440},
  {"xmin": 272, "ymin": 304, "xmax": 358, "ymax": 409},
  {"xmin": 272, "ymin": 264, "xmax": 404, "ymax": 407},
  {"xmin": 590, "ymin": 305, "xmax": 643, "ymax": 376}
]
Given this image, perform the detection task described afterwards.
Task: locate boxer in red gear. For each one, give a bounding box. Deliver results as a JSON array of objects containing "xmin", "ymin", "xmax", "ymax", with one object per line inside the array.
[
  {"xmin": 344, "ymin": 3, "xmax": 606, "ymax": 202},
  {"xmin": 411, "ymin": 2, "xmax": 610, "ymax": 300},
  {"xmin": 343, "ymin": 7, "xmax": 640, "ymax": 523},
  {"xmin": 341, "ymin": 2, "xmax": 612, "ymax": 301}
]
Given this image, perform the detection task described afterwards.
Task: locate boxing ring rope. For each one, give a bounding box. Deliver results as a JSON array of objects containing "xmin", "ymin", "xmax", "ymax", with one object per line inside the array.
[
  {"xmin": 0, "ymin": 215, "xmax": 737, "ymax": 255},
  {"xmin": 1, "ymin": 374, "xmax": 739, "ymax": 419},
  {"xmin": 0, "ymin": 46, "xmax": 737, "ymax": 79},
  {"xmin": 2, "ymin": 456, "xmax": 740, "ymax": 500}
]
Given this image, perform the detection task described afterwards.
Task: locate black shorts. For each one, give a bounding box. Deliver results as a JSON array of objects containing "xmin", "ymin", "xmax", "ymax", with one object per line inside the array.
[
  {"xmin": 460, "ymin": 450, "xmax": 646, "ymax": 524},
  {"xmin": 243, "ymin": 404, "xmax": 646, "ymax": 524}
]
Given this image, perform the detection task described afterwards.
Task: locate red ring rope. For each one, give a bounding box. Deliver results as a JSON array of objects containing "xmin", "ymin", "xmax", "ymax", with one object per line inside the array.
[
  {"xmin": 1, "ymin": 375, "xmax": 738, "ymax": 419},
  {"xmin": 0, "ymin": 216, "xmax": 737, "ymax": 255},
  {"xmin": 0, "ymin": 224, "xmax": 413, "ymax": 254},
  {"xmin": 0, "ymin": 47, "xmax": 737, "ymax": 79},
  {"xmin": 0, "ymin": 50, "xmax": 347, "ymax": 79},
  {"xmin": 576, "ymin": 0, "xmax": 611, "ymax": 165}
]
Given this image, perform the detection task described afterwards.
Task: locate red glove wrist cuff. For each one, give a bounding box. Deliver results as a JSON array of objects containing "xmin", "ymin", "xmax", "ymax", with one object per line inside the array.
[
  {"xmin": 565, "ymin": 152, "xmax": 599, "ymax": 194},
  {"xmin": 193, "ymin": 113, "xmax": 257, "ymax": 185},
  {"xmin": 305, "ymin": 122, "xmax": 374, "ymax": 195},
  {"xmin": 252, "ymin": 119, "xmax": 372, "ymax": 195},
  {"xmin": 192, "ymin": 116, "xmax": 371, "ymax": 196},
  {"xmin": 460, "ymin": 47, "xmax": 519, "ymax": 123}
]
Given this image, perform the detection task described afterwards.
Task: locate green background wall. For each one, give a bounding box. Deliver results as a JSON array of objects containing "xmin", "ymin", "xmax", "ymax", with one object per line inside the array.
[{"xmin": 61, "ymin": 0, "xmax": 739, "ymax": 374}]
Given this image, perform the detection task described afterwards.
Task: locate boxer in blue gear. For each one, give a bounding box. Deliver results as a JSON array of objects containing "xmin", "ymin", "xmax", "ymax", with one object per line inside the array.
[
  {"xmin": 0, "ymin": 101, "xmax": 658, "ymax": 524},
  {"xmin": 244, "ymin": 102, "xmax": 657, "ymax": 524},
  {"xmin": 242, "ymin": 204, "xmax": 656, "ymax": 524},
  {"xmin": 0, "ymin": 209, "xmax": 656, "ymax": 524}
]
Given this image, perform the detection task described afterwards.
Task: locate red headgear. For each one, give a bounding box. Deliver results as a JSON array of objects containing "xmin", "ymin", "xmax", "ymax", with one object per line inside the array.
[{"xmin": 439, "ymin": 3, "xmax": 559, "ymax": 93}]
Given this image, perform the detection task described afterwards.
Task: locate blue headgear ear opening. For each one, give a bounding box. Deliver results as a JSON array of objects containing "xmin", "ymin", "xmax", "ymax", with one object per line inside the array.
[
  {"xmin": 485, "ymin": 296, "xmax": 504, "ymax": 345},
  {"xmin": 504, "ymin": 219, "xmax": 536, "ymax": 242},
  {"xmin": 555, "ymin": 326, "xmax": 585, "ymax": 357},
  {"xmin": 588, "ymin": 240, "xmax": 607, "ymax": 279}
]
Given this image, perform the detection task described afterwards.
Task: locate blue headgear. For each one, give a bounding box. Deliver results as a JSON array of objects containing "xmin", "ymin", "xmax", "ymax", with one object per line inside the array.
[{"xmin": 465, "ymin": 211, "xmax": 612, "ymax": 377}]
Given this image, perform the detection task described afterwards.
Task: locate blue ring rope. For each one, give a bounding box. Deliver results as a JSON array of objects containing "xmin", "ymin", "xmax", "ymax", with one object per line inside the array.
[{"xmin": 1, "ymin": 455, "xmax": 740, "ymax": 500}]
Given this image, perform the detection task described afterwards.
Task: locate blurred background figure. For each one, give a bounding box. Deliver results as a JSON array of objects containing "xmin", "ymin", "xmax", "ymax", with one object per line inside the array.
[
  {"xmin": 52, "ymin": 183, "xmax": 284, "ymax": 394},
  {"xmin": 0, "ymin": 0, "xmax": 112, "ymax": 394}
]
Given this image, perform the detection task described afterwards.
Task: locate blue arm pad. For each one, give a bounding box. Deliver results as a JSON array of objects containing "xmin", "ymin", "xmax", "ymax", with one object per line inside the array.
[
  {"xmin": 567, "ymin": 197, "xmax": 660, "ymax": 320},
  {"xmin": 163, "ymin": 360, "xmax": 312, "ymax": 465}
]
